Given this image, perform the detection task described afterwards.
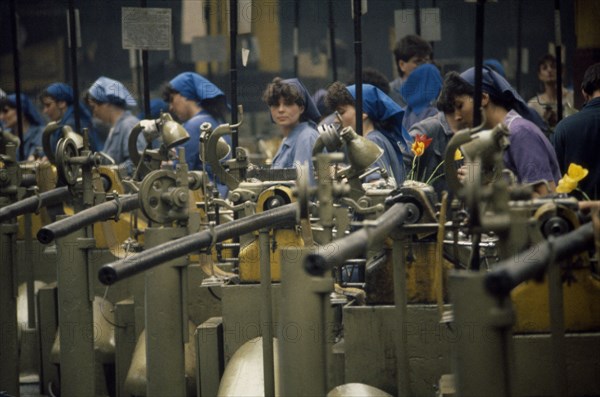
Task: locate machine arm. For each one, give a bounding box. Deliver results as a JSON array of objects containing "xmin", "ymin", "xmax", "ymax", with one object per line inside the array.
[
  {"xmin": 98, "ymin": 202, "xmax": 298, "ymax": 285},
  {"xmin": 37, "ymin": 194, "xmax": 139, "ymax": 244},
  {"xmin": 485, "ymin": 221, "xmax": 594, "ymax": 297},
  {"xmin": 0, "ymin": 186, "xmax": 70, "ymax": 223}
]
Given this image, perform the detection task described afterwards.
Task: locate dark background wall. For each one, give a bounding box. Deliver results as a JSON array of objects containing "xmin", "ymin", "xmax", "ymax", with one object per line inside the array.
[{"xmin": 0, "ymin": 0, "xmax": 583, "ymax": 122}]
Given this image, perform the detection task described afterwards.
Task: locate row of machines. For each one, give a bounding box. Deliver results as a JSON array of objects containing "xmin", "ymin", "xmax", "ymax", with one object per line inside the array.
[{"xmin": 1, "ymin": 107, "xmax": 599, "ymax": 397}]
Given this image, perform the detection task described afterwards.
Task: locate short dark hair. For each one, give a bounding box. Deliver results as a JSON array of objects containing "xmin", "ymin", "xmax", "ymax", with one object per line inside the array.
[
  {"xmin": 0, "ymin": 97, "xmax": 14, "ymax": 111},
  {"xmin": 581, "ymin": 62, "xmax": 600, "ymax": 96},
  {"xmin": 324, "ymin": 81, "xmax": 354, "ymax": 112},
  {"xmin": 263, "ymin": 77, "xmax": 311, "ymax": 122},
  {"xmin": 393, "ymin": 35, "xmax": 432, "ymax": 77},
  {"xmin": 537, "ymin": 53, "xmax": 556, "ymax": 73},
  {"xmin": 437, "ymin": 72, "xmax": 474, "ymax": 113},
  {"xmin": 346, "ymin": 67, "xmax": 390, "ymax": 95}
]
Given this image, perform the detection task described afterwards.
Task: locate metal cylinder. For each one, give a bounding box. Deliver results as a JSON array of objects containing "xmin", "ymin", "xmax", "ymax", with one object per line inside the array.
[
  {"xmin": 37, "ymin": 194, "xmax": 139, "ymax": 244},
  {"xmin": 0, "ymin": 186, "xmax": 70, "ymax": 223},
  {"xmin": 304, "ymin": 203, "xmax": 409, "ymax": 275},
  {"xmin": 485, "ymin": 221, "xmax": 594, "ymax": 297},
  {"xmin": 99, "ymin": 203, "xmax": 298, "ymax": 285},
  {"xmin": 0, "ymin": 222, "xmax": 19, "ymax": 395}
]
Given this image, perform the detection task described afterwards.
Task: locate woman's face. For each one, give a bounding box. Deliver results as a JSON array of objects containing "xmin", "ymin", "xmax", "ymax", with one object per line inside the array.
[
  {"xmin": 452, "ymin": 94, "xmax": 474, "ymax": 128},
  {"xmin": 41, "ymin": 97, "xmax": 66, "ymax": 122},
  {"xmin": 270, "ymin": 97, "xmax": 304, "ymax": 134},
  {"xmin": 335, "ymin": 104, "xmax": 356, "ymax": 130},
  {"xmin": 0, "ymin": 105, "xmax": 17, "ymax": 129},
  {"xmin": 538, "ymin": 60, "xmax": 557, "ymax": 83}
]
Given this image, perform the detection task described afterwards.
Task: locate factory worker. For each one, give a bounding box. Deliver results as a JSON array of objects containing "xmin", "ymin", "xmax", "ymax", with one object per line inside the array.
[{"xmin": 0, "ymin": 93, "xmax": 46, "ymax": 161}]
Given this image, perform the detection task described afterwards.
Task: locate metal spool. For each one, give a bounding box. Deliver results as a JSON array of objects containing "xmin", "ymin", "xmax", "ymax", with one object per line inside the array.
[
  {"xmin": 55, "ymin": 136, "xmax": 80, "ymax": 186},
  {"xmin": 139, "ymin": 170, "xmax": 187, "ymax": 224}
]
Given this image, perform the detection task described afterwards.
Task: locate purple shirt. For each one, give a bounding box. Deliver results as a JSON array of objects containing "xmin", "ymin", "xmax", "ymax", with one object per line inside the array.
[{"xmin": 503, "ymin": 110, "xmax": 561, "ymax": 185}]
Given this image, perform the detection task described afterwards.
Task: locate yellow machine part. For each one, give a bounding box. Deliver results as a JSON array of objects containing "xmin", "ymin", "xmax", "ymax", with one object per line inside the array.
[
  {"xmin": 512, "ymin": 268, "xmax": 600, "ymax": 332},
  {"xmin": 238, "ymin": 228, "xmax": 305, "ymax": 282}
]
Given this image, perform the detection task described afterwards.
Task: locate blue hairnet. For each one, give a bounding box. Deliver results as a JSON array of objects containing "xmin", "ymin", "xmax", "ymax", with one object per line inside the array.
[
  {"xmin": 460, "ymin": 67, "xmax": 546, "ymax": 130},
  {"xmin": 45, "ymin": 83, "xmax": 74, "ymax": 104},
  {"xmin": 281, "ymin": 78, "xmax": 321, "ymax": 123},
  {"xmin": 400, "ymin": 63, "xmax": 442, "ymax": 115},
  {"xmin": 6, "ymin": 93, "xmax": 45, "ymax": 126},
  {"xmin": 347, "ymin": 84, "xmax": 411, "ymax": 151},
  {"xmin": 483, "ymin": 59, "xmax": 506, "ymax": 78},
  {"xmin": 138, "ymin": 98, "xmax": 169, "ymax": 120},
  {"xmin": 88, "ymin": 77, "xmax": 137, "ymax": 107},
  {"xmin": 169, "ymin": 72, "xmax": 225, "ymax": 103}
]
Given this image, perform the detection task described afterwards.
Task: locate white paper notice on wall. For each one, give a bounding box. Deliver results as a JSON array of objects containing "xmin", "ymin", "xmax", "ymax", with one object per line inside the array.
[
  {"xmin": 122, "ymin": 7, "xmax": 172, "ymax": 51},
  {"xmin": 242, "ymin": 48, "xmax": 250, "ymax": 67},
  {"xmin": 394, "ymin": 8, "xmax": 441, "ymax": 42}
]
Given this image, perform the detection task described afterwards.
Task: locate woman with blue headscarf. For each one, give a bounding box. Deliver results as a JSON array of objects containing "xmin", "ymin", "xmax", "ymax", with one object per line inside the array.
[
  {"xmin": 0, "ymin": 94, "xmax": 46, "ymax": 161},
  {"xmin": 85, "ymin": 76, "xmax": 143, "ymax": 174},
  {"xmin": 447, "ymin": 67, "xmax": 560, "ymax": 196},
  {"xmin": 400, "ymin": 63, "xmax": 443, "ymax": 131},
  {"xmin": 325, "ymin": 82, "xmax": 406, "ymax": 187},
  {"xmin": 40, "ymin": 82, "xmax": 102, "ymax": 154},
  {"xmin": 262, "ymin": 77, "xmax": 321, "ymax": 185},
  {"xmin": 163, "ymin": 72, "xmax": 230, "ymax": 197}
]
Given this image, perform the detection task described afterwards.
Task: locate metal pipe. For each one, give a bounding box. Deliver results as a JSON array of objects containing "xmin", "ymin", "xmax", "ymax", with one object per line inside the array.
[
  {"xmin": 99, "ymin": 203, "xmax": 298, "ymax": 285},
  {"xmin": 328, "ymin": 0, "xmax": 338, "ymax": 81},
  {"xmin": 9, "ymin": 0, "xmax": 24, "ymax": 161},
  {"xmin": 353, "ymin": 0, "xmax": 363, "ymax": 136},
  {"xmin": 393, "ymin": 236, "xmax": 411, "ymax": 397},
  {"xmin": 293, "ymin": 0, "xmax": 299, "ymax": 76},
  {"xmin": 554, "ymin": 0, "xmax": 564, "ymax": 122},
  {"xmin": 229, "ymin": 0, "xmax": 238, "ymax": 150},
  {"xmin": 68, "ymin": 0, "xmax": 81, "ymax": 133},
  {"xmin": 37, "ymin": 194, "xmax": 139, "ymax": 244},
  {"xmin": 473, "ymin": 0, "xmax": 485, "ymax": 127},
  {"xmin": 484, "ymin": 221, "xmax": 594, "ymax": 297},
  {"xmin": 141, "ymin": 0, "xmax": 150, "ymax": 117},
  {"xmin": 304, "ymin": 203, "xmax": 409, "ymax": 276},
  {"xmin": 0, "ymin": 186, "xmax": 70, "ymax": 223},
  {"xmin": 259, "ymin": 228, "xmax": 275, "ymax": 397}
]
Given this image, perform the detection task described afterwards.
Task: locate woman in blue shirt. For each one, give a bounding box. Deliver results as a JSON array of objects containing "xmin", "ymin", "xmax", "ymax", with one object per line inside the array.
[
  {"xmin": 325, "ymin": 82, "xmax": 407, "ymax": 188},
  {"xmin": 0, "ymin": 94, "xmax": 46, "ymax": 161},
  {"xmin": 262, "ymin": 78, "xmax": 321, "ymax": 185}
]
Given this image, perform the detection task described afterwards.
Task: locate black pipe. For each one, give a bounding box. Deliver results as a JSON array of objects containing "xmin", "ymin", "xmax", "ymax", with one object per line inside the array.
[
  {"xmin": 304, "ymin": 203, "xmax": 410, "ymax": 276},
  {"xmin": 293, "ymin": 0, "xmax": 299, "ymax": 76},
  {"xmin": 353, "ymin": 0, "xmax": 363, "ymax": 136},
  {"xmin": 9, "ymin": 0, "xmax": 24, "ymax": 161},
  {"xmin": 20, "ymin": 174, "xmax": 37, "ymax": 188},
  {"xmin": 99, "ymin": 203, "xmax": 298, "ymax": 285},
  {"xmin": 0, "ymin": 187, "xmax": 70, "ymax": 223},
  {"xmin": 141, "ymin": 0, "xmax": 150, "ymax": 117},
  {"xmin": 515, "ymin": 0, "xmax": 523, "ymax": 93},
  {"xmin": 328, "ymin": 0, "xmax": 338, "ymax": 82},
  {"xmin": 485, "ymin": 222, "xmax": 594, "ymax": 297},
  {"xmin": 554, "ymin": 0, "xmax": 563, "ymax": 122},
  {"xmin": 37, "ymin": 194, "xmax": 139, "ymax": 244},
  {"xmin": 67, "ymin": 0, "xmax": 81, "ymax": 133},
  {"xmin": 229, "ymin": 0, "xmax": 238, "ymax": 150},
  {"xmin": 473, "ymin": 0, "xmax": 485, "ymax": 127}
]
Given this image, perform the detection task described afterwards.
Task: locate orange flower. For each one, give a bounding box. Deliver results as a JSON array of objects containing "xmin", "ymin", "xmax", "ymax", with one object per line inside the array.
[{"xmin": 411, "ymin": 134, "xmax": 432, "ymax": 157}]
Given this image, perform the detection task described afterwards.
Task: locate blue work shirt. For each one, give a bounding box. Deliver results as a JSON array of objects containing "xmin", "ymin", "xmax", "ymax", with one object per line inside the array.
[
  {"xmin": 49, "ymin": 105, "xmax": 104, "ymax": 156},
  {"xmin": 103, "ymin": 111, "xmax": 143, "ymax": 174},
  {"xmin": 271, "ymin": 121, "xmax": 319, "ymax": 185},
  {"xmin": 181, "ymin": 110, "xmax": 231, "ymax": 198},
  {"xmin": 365, "ymin": 129, "xmax": 406, "ymax": 188},
  {"xmin": 18, "ymin": 125, "xmax": 45, "ymax": 161}
]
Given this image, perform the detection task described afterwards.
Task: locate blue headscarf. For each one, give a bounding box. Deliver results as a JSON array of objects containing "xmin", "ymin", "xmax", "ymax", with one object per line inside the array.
[
  {"xmin": 88, "ymin": 76, "xmax": 137, "ymax": 107},
  {"xmin": 281, "ymin": 78, "xmax": 321, "ymax": 123},
  {"xmin": 170, "ymin": 72, "xmax": 225, "ymax": 104},
  {"xmin": 460, "ymin": 66, "xmax": 546, "ymax": 130},
  {"xmin": 400, "ymin": 63, "xmax": 442, "ymax": 115},
  {"xmin": 483, "ymin": 59, "xmax": 506, "ymax": 78},
  {"xmin": 6, "ymin": 94, "xmax": 45, "ymax": 126},
  {"xmin": 312, "ymin": 88, "xmax": 328, "ymax": 117},
  {"xmin": 45, "ymin": 83, "xmax": 74, "ymax": 104},
  {"xmin": 138, "ymin": 98, "xmax": 169, "ymax": 120},
  {"xmin": 347, "ymin": 84, "xmax": 410, "ymax": 152}
]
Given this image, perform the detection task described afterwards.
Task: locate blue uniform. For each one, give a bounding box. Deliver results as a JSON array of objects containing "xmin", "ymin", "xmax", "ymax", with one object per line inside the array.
[
  {"xmin": 271, "ymin": 121, "xmax": 320, "ymax": 185},
  {"xmin": 181, "ymin": 110, "xmax": 230, "ymax": 198},
  {"xmin": 365, "ymin": 129, "xmax": 406, "ymax": 187},
  {"xmin": 19, "ymin": 125, "xmax": 45, "ymax": 161},
  {"xmin": 103, "ymin": 111, "xmax": 143, "ymax": 174}
]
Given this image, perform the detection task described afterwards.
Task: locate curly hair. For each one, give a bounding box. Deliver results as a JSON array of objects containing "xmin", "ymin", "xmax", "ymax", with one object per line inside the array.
[
  {"xmin": 324, "ymin": 81, "xmax": 354, "ymax": 112},
  {"xmin": 263, "ymin": 77, "xmax": 313, "ymax": 122},
  {"xmin": 437, "ymin": 72, "xmax": 474, "ymax": 113}
]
